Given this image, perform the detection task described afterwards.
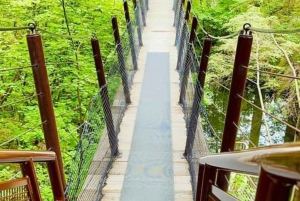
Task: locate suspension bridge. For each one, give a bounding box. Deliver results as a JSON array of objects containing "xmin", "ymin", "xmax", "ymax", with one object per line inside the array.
[{"xmin": 0, "ymin": 0, "xmax": 300, "ymax": 200}]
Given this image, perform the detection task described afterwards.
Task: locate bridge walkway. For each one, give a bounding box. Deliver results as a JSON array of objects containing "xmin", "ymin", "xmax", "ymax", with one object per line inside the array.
[{"xmin": 96, "ymin": 0, "xmax": 192, "ymax": 200}]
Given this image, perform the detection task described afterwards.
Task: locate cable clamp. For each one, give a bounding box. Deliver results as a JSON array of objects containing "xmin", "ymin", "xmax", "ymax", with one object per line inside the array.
[{"xmin": 28, "ymin": 23, "xmax": 36, "ymax": 33}]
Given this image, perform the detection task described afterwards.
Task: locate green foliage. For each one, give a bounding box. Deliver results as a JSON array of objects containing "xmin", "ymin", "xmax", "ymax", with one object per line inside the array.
[
  {"xmin": 192, "ymin": 0, "xmax": 248, "ymax": 37},
  {"xmin": 192, "ymin": 0, "xmax": 300, "ymax": 118},
  {"xmin": 0, "ymin": 0, "xmax": 130, "ymax": 199},
  {"xmin": 192, "ymin": 0, "xmax": 300, "ymax": 196},
  {"xmin": 228, "ymin": 173, "xmax": 257, "ymax": 200}
]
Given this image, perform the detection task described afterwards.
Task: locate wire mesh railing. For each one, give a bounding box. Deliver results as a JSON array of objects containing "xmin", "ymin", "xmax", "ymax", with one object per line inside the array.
[
  {"xmin": 64, "ymin": 89, "xmax": 106, "ymax": 200},
  {"xmin": 66, "ymin": 10, "xmax": 143, "ymax": 201},
  {"xmin": 173, "ymin": 1, "xmax": 220, "ymax": 198},
  {"xmin": 175, "ymin": 2, "xmax": 186, "ymax": 46},
  {"xmin": 0, "ymin": 1, "xmax": 146, "ymax": 200},
  {"xmin": 177, "ymin": 44, "xmax": 220, "ymax": 198},
  {"xmin": 174, "ymin": 0, "xmax": 300, "ymax": 199},
  {"xmin": 140, "ymin": 0, "xmax": 147, "ymax": 26}
]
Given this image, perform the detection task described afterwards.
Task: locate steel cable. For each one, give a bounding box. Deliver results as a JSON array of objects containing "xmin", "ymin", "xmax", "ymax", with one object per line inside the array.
[
  {"xmin": 0, "ymin": 26, "xmax": 33, "ymax": 32},
  {"xmin": 38, "ymin": 28, "xmax": 90, "ymax": 39},
  {"xmin": 243, "ymin": 66, "xmax": 300, "ymax": 80},
  {"xmin": 0, "ymin": 65, "xmax": 36, "ymax": 73},
  {"xmin": 0, "ymin": 121, "xmax": 47, "ymax": 147},
  {"xmin": 249, "ymin": 27, "xmax": 300, "ymax": 34},
  {"xmin": 0, "ymin": 93, "xmax": 41, "ymax": 109}
]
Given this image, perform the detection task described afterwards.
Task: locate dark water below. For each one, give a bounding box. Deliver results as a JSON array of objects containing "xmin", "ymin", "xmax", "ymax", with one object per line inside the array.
[{"xmin": 204, "ymin": 84, "xmax": 296, "ymax": 150}]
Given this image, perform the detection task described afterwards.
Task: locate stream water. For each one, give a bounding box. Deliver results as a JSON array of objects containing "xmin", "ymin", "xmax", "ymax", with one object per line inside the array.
[{"xmin": 204, "ymin": 84, "xmax": 296, "ymax": 150}]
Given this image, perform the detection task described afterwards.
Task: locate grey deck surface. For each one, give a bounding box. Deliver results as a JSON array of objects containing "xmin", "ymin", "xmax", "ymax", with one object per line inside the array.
[{"xmin": 120, "ymin": 53, "xmax": 174, "ymax": 201}]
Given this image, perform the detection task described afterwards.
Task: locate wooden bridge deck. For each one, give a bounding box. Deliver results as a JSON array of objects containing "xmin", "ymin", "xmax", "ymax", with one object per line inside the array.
[{"xmin": 82, "ymin": 0, "xmax": 193, "ymax": 200}]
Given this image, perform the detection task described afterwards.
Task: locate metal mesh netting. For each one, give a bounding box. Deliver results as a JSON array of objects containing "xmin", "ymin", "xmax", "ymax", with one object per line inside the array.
[
  {"xmin": 65, "ymin": 46, "xmax": 130, "ymax": 200},
  {"xmin": 179, "ymin": 48, "xmax": 220, "ymax": 199},
  {"xmin": 140, "ymin": 0, "xmax": 147, "ymax": 26},
  {"xmin": 176, "ymin": 22, "xmax": 189, "ymax": 72},
  {"xmin": 125, "ymin": 21, "xmax": 139, "ymax": 70},
  {"xmin": 64, "ymin": 90, "xmax": 103, "ymax": 199},
  {"xmin": 173, "ymin": 0, "xmax": 182, "ymax": 27},
  {"xmin": 186, "ymin": 83, "xmax": 220, "ymax": 198},
  {"xmin": 176, "ymin": 20, "xmax": 221, "ymax": 199},
  {"xmin": 175, "ymin": 4, "xmax": 186, "ymax": 46},
  {"xmin": 175, "ymin": 22, "xmax": 259, "ymax": 201},
  {"xmin": 179, "ymin": 44, "xmax": 199, "ymax": 116},
  {"xmin": 120, "ymin": 25, "xmax": 139, "ymax": 89},
  {"xmin": 175, "ymin": 14, "xmax": 256, "ymax": 201},
  {"xmin": 76, "ymin": 83, "xmax": 126, "ymax": 201},
  {"xmin": 190, "ymin": 44, "xmax": 200, "ymax": 72},
  {"xmin": 134, "ymin": 4, "xmax": 144, "ymax": 46},
  {"xmin": 65, "ymin": 16, "xmax": 140, "ymax": 200}
]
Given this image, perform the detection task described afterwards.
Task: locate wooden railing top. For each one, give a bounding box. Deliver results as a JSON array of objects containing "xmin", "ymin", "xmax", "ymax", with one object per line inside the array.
[
  {"xmin": 0, "ymin": 150, "xmax": 56, "ymax": 163},
  {"xmin": 0, "ymin": 150, "xmax": 65, "ymax": 201},
  {"xmin": 200, "ymin": 142, "xmax": 300, "ymax": 180}
]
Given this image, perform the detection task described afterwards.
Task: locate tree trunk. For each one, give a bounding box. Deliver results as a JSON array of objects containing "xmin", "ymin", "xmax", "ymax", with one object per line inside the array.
[
  {"xmin": 284, "ymin": 116, "xmax": 296, "ymax": 142},
  {"xmin": 249, "ymin": 89, "xmax": 263, "ymax": 148}
]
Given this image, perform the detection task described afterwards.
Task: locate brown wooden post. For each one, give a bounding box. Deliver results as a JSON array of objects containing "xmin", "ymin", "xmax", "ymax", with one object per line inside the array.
[
  {"xmin": 47, "ymin": 158, "xmax": 66, "ymax": 200},
  {"xmin": 198, "ymin": 38, "xmax": 212, "ymax": 89},
  {"xmin": 124, "ymin": 1, "xmax": 138, "ymax": 70},
  {"xmin": 200, "ymin": 165, "xmax": 217, "ymax": 201},
  {"xmin": 179, "ymin": 16, "xmax": 198, "ymax": 104},
  {"xmin": 255, "ymin": 167, "xmax": 295, "ymax": 201},
  {"xmin": 26, "ymin": 33, "xmax": 66, "ymax": 189},
  {"xmin": 184, "ymin": 0, "xmax": 191, "ymax": 21},
  {"xmin": 217, "ymin": 30, "xmax": 253, "ymax": 191},
  {"xmin": 20, "ymin": 159, "xmax": 42, "ymax": 201},
  {"xmin": 92, "ymin": 38, "xmax": 106, "ymax": 89},
  {"xmin": 112, "ymin": 16, "xmax": 131, "ymax": 104},
  {"xmin": 196, "ymin": 164, "xmax": 205, "ymax": 201},
  {"xmin": 91, "ymin": 37, "xmax": 118, "ymax": 156},
  {"xmin": 184, "ymin": 36, "xmax": 212, "ymax": 156}
]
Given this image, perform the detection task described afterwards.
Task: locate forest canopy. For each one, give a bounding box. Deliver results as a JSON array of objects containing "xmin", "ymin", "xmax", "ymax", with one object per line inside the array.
[{"xmin": 0, "ymin": 0, "xmax": 299, "ymax": 200}]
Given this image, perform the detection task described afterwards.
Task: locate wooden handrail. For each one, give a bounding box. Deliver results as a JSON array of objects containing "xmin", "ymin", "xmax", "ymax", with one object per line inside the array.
[
  {"xmin": 0, "ymin": 150, "xmax": 65, "ymax": 201},
  {"xmin": 200, "ymin": 142, "xmax": 300, "ymax": 179},
  {"xmin": 197, "ymin": 142, "xmax": 300, "ymax": 201},
  {"xmin": 0, "ymin": 150, "xmax": 56, "ymax": 163}
]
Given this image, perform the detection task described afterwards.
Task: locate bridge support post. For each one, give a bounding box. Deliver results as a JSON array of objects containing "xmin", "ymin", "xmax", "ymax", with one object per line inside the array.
[
  {"xmin": 133, "ymin": 0, "xmax": 143, "ymax": 46},
  {"xmin": 91, "ymin": 37, "xmax": 118, "ymax": 156},
  {"xmin": 179, "ymin": 16, "xmax": 197, "ymax": 105},
  {"xmin": 176, "ymin": 1, "xmax": 191, "ymax": 70},
  {"xmin": 26, "ymin": 32, "xmax": 66, "ymax": 190},
  {"xmin": 196, "ymin": 164, "xmax": 205, "ymax": 201},
  {"xmin": 255, "ymin": 167, "xmax": 295, "ymax": 201},
  {"xmin": 184, "ymin": 36, "xmax": 212, "ymax": 157},
  {"xmin": 112, "ymin": 16, "xmax": 131, "ymax": 104},
  {"xmin": 217, "ymin": 30, "xmax": 253, "ymax": 191},
  {"xmin": 199, "ymin": 165, "xmax": 217, "ymax": 201},
  {"xmin": 124, "ymin": 1, "xmax": 138, "ymax": 70},
  {"xmin": 20, "ymin": 159, "xmax": 42, "ymax": 201}
]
